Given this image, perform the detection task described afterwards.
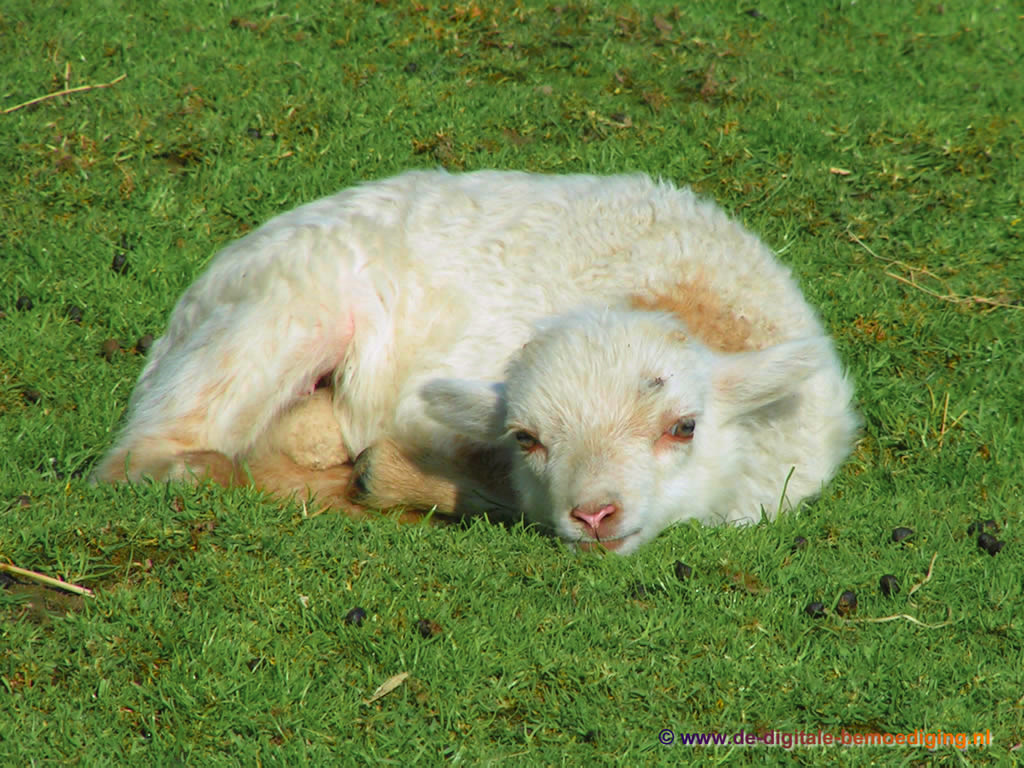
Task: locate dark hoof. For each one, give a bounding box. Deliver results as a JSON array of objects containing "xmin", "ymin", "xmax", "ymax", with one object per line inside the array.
[{"xmin": 348, "ymin": 446, "xmax": 374, "ymax": 502}]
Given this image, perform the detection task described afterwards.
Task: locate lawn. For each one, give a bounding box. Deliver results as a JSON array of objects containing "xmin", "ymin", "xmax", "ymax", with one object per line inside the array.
[{"xmin": 1, "ymin": 0, "xmax": 1021, "ymax": 764}]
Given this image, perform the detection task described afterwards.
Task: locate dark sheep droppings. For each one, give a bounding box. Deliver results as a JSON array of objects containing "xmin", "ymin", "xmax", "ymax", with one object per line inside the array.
[
  {"xmin": 967, "ymin": 519, "xmax": 1000, "ymax": 536},
  {"xmin": 135, "ymin": 333, "xmax": 155, "ymax": 355},
  {"xmin": 891, "ymin": 527, "xmax": 914, "ymax": 543},
  {"xmin": 791, "ymin": 536, "xmax": 808, "ymax": 552},
  {"xmin": 18, "ymin": 495, "xmax": 31, "ymax": 507},
  {"xmin": 16, "ymin": 296, "xmax": 34, "ymax": 311},
  {"xmin": 674, "ymin": 561, "xmax": 693, "ymax": 581},
  {"xmin": 111, "ymin": 251, "xmax": 129, "ymax": 274},
  {"xmin": 628, "ymin": 582, "xmax": 650, "ymax": 599},
  {"xmin": 416, "ymin": 618, "xmax": 442, "ymax": 638},
  {"xmin": 804, "ymin": 601, "xmax": 826, "ymax": 619},
  {"xmin": 65, "ymin": 304, "xmax": 84, "ymax": 323},
  {"xmin": 835, "ymin": 590, "xmax": 858, "ymax": 617},
  {"xmin": 36, "ymin": 457, "xmax": 72, "ymax": 480},
  {"xmin": 879, "ymin": 574, "xmax": 900, "ymax": 597},
  {"xmin": 344, "ymin": 607, "xmax": 367, "ymax": 626},
  {"xmin": 100, "ymin": 338, "xmax": 121, "ymax": 361},
  {"xmin": 22, "ymin": 388, "xmax": 42, "ymax": 404},
  {"xmin": 977, "ymin": 533, "xmax": 1004, "ymax": 556}
]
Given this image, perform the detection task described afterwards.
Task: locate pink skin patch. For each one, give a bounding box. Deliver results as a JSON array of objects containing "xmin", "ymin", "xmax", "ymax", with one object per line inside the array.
[
  {"xmin": 297, "ymin": 371, "xmax": 333, "ymax": 397},
  {"xmin": 294, "ymin": 311, "xmax": 354, "ymax": 397}
]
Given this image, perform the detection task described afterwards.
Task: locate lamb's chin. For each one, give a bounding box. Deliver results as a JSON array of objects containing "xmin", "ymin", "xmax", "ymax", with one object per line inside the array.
[{"xmin": 568, "ymin": 530, "xmax": 646, "ymax": 555}]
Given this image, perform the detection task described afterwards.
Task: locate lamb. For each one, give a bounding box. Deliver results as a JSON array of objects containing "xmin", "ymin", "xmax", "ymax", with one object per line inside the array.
[{"xmin": 94, "ymin": 169, "xmax": 858, "ymax": 554}]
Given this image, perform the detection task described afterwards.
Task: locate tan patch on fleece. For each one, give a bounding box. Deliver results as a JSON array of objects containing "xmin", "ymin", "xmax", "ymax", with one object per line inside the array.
[
  {"xmin": 240, "ymin": 452, "xmax": 361, "ymax": 513},
  {"xmin": 629, "ymin": 272, "xmax": 755, "ymax": 353},
  {"xmin": 179, "ymin": 450, "xmax": 240, "ymax": 485}
]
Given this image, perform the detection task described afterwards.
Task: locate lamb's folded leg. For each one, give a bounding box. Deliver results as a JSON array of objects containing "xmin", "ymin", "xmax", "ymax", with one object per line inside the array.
[
  {"xmin": 348, "ymin": 436, "xmax": 519, "ymax": 523},
  {"xmin": 94, "ymin": 297, "xmax": 352, "ymax": 485}
]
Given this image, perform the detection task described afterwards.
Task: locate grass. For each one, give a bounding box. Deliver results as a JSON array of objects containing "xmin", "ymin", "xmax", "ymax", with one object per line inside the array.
[{"xmin": 1, "ymin": 0, "xmax": 1022, "ymax": 764}]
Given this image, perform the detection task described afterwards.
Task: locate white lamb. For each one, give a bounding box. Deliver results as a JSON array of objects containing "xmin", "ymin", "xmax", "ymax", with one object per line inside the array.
[{"xmin": 95, "ymin": 169, "xmax": 858, "ymax": 554}]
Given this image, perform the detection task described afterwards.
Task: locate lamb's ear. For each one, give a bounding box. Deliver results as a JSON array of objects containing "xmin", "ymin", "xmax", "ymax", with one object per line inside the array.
[
  {"xmin": 421, "ymin": 379, "xmax": 509, "ymax": 441},
  {"xmin": 710, "ymin": 336, "xmax": 830, "ymax": 419}
]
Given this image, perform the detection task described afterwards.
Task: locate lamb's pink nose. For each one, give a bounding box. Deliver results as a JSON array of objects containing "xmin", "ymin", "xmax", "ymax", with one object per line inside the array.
[{"xmin": 571, "ymin": 501, "xmax": 619, "ymax": 534}]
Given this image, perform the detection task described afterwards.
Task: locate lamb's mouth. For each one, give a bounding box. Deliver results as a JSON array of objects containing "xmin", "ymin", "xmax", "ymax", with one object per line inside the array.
[{"xmin": 573, "ymin": 530, "xmax": 642, "ymax": 553}]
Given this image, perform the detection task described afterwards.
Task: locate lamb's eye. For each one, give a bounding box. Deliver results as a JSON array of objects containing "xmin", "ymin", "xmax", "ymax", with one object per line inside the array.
[
  {"xmin": 666, "ymin": 417, "xmax": 696, "ymax": 442},
  {"xmin": 513, "ymin": 430, "xmax": 541, "ymax": 452}
]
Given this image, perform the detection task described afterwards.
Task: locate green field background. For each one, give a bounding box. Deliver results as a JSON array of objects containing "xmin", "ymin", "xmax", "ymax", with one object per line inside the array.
[{"xmin": 1, "ymin": 1, "xmax": 1021, "ymax": 764}]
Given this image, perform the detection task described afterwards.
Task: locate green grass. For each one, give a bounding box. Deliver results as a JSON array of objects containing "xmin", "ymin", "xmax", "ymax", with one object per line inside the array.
[{"xmin": 2, "ymin": 0, "xmax": 1022, "ymax": 764}]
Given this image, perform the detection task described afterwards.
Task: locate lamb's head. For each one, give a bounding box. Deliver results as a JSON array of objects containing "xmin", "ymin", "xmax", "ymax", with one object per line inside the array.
[{"xmin": 422, "ymin": 307, "xmax": 829, "ymax": 554}]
